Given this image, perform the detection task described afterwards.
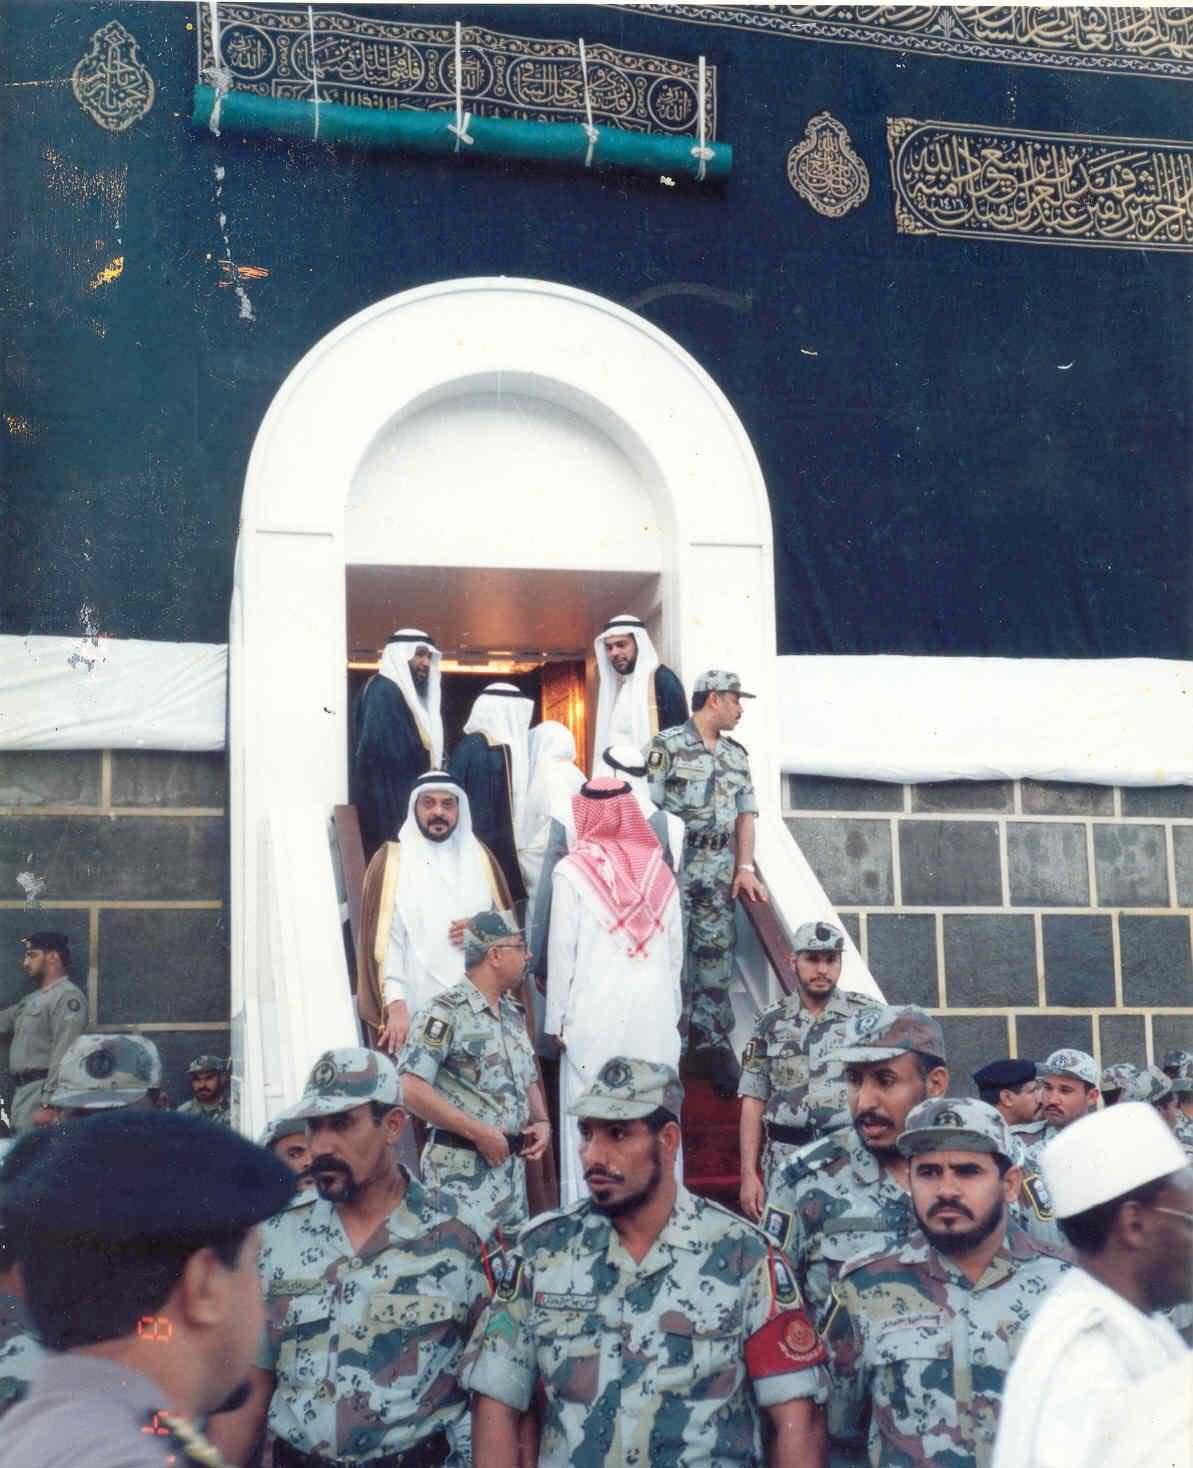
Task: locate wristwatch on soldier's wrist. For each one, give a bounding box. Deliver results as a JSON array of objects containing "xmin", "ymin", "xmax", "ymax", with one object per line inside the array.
[{"xmin": 737, "ymin": 863, "xmax": 755, "ymax": 873}]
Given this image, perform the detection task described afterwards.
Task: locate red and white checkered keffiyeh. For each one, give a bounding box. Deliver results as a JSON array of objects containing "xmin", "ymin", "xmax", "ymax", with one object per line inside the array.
[{"xmin": 565, "ymin": 779, "xmax": 676, "ymax": 958}]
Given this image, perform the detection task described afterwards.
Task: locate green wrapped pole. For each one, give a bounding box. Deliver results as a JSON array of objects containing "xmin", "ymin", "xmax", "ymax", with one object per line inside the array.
[{"xmin": 192, "ymin": 85, "xmax": 731, "ymax": 181}]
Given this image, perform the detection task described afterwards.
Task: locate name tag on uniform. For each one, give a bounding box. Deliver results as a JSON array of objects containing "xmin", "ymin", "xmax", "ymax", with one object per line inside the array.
[
  {"xmin": 535, "ymin": 1291, "xmax": 597, "ymax": 1310},
  {"xmin": 268, "ymin": 1279, "xmax": 324, "ymax": 1296}
]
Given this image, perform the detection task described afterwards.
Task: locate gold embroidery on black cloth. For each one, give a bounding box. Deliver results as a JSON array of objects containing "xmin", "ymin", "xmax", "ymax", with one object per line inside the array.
[
  {"xmin": 617, "ymin": 6, "xmax": 1193, "ymax": 82},
  {"xmin": 787, "ymin": 113, "xmax": 869, "ymax": 218},
  {"xmin": 197, "ymin": 6, "xmax": 717, "ymax": 137},
  {"xmin": 887, "ymin": 118, "xmax": 1193, "ymax": 251}
]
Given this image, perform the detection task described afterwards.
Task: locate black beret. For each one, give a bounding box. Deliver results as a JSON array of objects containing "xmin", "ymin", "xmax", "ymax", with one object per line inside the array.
[
  {"xmin": 972, "ymin": 1059, "xmax": 1037, "ymax": 1090},
  {"xmin": 1, "ymin": 1110, "xmax": 294, "ymax": 1243}
]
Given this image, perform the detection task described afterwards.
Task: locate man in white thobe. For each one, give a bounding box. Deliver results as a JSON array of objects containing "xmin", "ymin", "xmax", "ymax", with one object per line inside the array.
[
  {"xmin": 591, "ymin": 615, "xmax": 687, "ymax": 777},
  {"xmin": 992, "ymin": 1102, "xmax": 1192, "ymax": 1468},
  {"xmin": 546, "ymin": 778, "xmax": 683, "ymax": 1204},
  {"xmin": 448, "ymin": 682, "xmax": 535, "ymax": 903},
  {"xmin": 516, "ymin": 721, "xmax": 586, "ymax": 900},
  {"xmin": 356, "ymin": 774, "xmax": 511, "ymax": 1054}
]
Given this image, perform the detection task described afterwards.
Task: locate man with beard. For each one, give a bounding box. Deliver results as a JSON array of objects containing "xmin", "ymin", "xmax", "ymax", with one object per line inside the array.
[
  {"xmin": 823, "ymin": 1099, "xmax": 1070, "ymax": 1467},
  {"xmin": 260, "ymin": 1114, "xmax": 316, "ymax": 1197},
  {"xmin": 0, "ymin": 931, "xmax": 86, "ymax": 1132},
  {"xmin": 762, "ymin": 1007, "xmax": 949, "ymax": 1333},
  {"xmin": 1024, "ymin": 1049, "xmax": 1100, "ymax": 1161},
  {"xmin": 972, "ymin": 1058, "xmax": 1065, "ymax": 1248},
  {"xmin": 357, "ymin": 773, "xmax": 513, "ymax": 1054},
  {"xmin": 176, "ymin": 1054, "xmax": 231, "ymax": 1125},
  {"xmin": 740, "ymin": 921, "xmax": 879, "ymax": 1220},
  {"xmin": 465, "ymin": 1057, "xmax": 830, "ymax": 1467},
  {"xmin": 209, "ymin": 1047, "xmax": 494, "ymax": 1468},
  {"xmin": 0, "ymin": 1111, "xmax": 293, "ymax": 1468},
  {"xmin": 399, "ymin": 911, "xmax": 551, "ymax": 1231},
  {"xmin": 646, "ymin": 671, "xmax": 768, "ymax": 1095},
  {"xmin": 351, "ymin": 628, "xmax": 444, "ymax": 855},
  {"xmin": 992, "ymin": 1103, "xmax": 1193, "ymax": 1468},
  {"xmin": 449, "ymin": 682, "xmax": 535, "ymax": 903},
  {"xmin": 591, "ymin": 615, "xmax": 687, "ymax": 777}
]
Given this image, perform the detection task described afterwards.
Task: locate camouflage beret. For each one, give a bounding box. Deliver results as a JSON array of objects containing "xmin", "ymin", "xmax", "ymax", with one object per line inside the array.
[
  {"xmin": 692, "ymin": 670, "xmax": 755, "ymax": 698},
  {"xmin": 1121, "ymin": 1065, "xmax": 1174, "ymax": 1107},
  {"xmin": 50, "ymin": 1034, "xmax": 163, "ymax": 1110},
  {"xmin": 833, "ymin": 1005, "xmax": 946, "ymax": 1064},
  {"xmin": 897, "ymin": 1097, "xmax": 1015, "ymax": 1163},
  {"xmin": 1038, "ymin": 1049, "xmax": 1098, "ymax": 1087},
  {"xmin": 187, "ymin": 1054, "xmax": 230, "ymax": 1075},
  {"xmin": 1100, "ymin": 1061, "xmax": 1140, "ymax": 1095},
  {"xmin": 792, "ymin": 920, "xmax": 845, "ymax": 953},
  {"xmin": 569, "ymin": 1057, "xmax": 684, "ymax": 1123},
  {"xmin": 462, "ymin": 909, "xmax": 524, "ymax": 969},
  {"xmin": 279, "ymin": 1047, "xmax": 402, "ymax": 1121}
]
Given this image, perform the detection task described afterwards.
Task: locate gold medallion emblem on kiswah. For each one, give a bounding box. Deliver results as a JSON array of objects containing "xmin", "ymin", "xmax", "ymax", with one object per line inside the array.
[{"xmin": 887, "ymin": 118, "xmax": 1193, "ymax": 251}]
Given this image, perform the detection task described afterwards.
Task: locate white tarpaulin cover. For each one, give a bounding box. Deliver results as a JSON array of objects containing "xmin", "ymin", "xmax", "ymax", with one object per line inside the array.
[
  {"xmin": 778, "ymin": 655, "xmax": 1193, "ymax": 787},
  {"xmin": 0, "ymin": 635, "xmax": 226, "ymax": 751},
  {"xmin": 1, "ymin": 635, "xmax": 1189, "ymax": 786}
]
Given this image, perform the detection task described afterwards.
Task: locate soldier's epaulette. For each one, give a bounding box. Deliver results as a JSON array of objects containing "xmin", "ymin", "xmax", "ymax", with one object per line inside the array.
[
  {"xmin": 791, "ymin": 1132, "xmax": 849, "ymax": 1176},
  {"xmin": 754, "ymin": 997, "xmax": 789, "ymax": 1027},
  {"xmin": 517, "ymin": 1196, "xmax": 591, "ymax": 1247},
  {"xmin": 721, "ymin": 733, "xmax": 748, "ymax": 753},
  {"xmin": 692, "ymin": 1192, "xmax": 777, "ymax": 1248},
  {"xmin": 837, "ymin": 1232, "xmax": 912, "ymax": 1281},
  {"xmin": 843, "ymin": 990, "xmax": 879, "ymax": 1006},
  {"xmin": 436, "ymin": 985, "xmax": 473, "ymax": 1009}
]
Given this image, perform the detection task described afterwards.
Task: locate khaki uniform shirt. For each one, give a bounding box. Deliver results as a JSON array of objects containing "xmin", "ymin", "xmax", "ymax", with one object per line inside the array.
[
  {"xmin": 463, "ymin": 1185, "xmax": 828, "ymax": 1467},
  {"xmin": 0, "ymin": 976, "xmax": 86, "ymax": 1129},
  {"xmin": 257, "ymin": 1170, "xmax": 492, "ymax": 1463},
  {"xmin": 824, "ymin": 1225, "xmax": 1071, "ymax": 1466}
]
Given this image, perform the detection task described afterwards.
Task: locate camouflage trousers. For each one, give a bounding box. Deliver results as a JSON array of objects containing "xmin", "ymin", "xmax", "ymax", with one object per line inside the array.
[
  {"xmin": 680, "ymin": 843, "xmax": 737, "ymax": 1051},
  {"xmin": 420, "ymin": 1139, "xmax": 528, "ymax": 1232}
]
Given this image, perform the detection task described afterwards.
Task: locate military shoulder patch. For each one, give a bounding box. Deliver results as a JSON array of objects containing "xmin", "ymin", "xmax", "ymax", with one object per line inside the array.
[
  {"xmin": 420, "ymin": 1016, "xmax": 452, "ymax": 1048},
  {"xmin": 1020, "ymin": 1173, "xmax": 1054, "ymax": 1221},
  {"xmin": 646, "ymin": 745, "xmax": 669, "ymax": 774},
  {"xmin": 742, "ymin": 1038, "xmax": 766, "ymax": 1072},
  {"xmin": 745, "ymin": 1308, "xmax": 826, "ymax": 1377},
  {"xmin": 495, "ymin": 1254, "xmax": 524, "ymax": 1302},
  {"xmin": 768, "ymin": 1248, "xmax": 800, "ymax": 1306},
  {"xmin": 762, "ymin": 1205, "xmax": 793, "ymax": 1249},
  {"xmin": 65, "ymin": 997, "xmax": 83, "ymax": 1013}
]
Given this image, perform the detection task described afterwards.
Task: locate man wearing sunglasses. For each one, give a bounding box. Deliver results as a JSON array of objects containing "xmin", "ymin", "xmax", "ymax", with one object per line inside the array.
[{"xmin": 399, "ymin": 910, "xmax": 551, "ymax": 1230}]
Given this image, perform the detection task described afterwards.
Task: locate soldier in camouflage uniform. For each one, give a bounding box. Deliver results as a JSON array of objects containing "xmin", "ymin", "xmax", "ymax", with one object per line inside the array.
[
  {"xmin": 762, "ymin": 1007, "xmax": 950, "ymax": 1337},
  {"xmin": 1099, "ymin": 1060, "xmax": 1140, "ymax": 1107},
  {"xmin": 646, "ymin": 671, "xmax": 767, "ymax": 1097},
  {"xmin": 0, "ymin": 932, "xmax": 86, "ymax": 1133},
  {"xmin": 822, "ymin": 1098, "xmax": 1070, "ymax": 1467},
  {"xmin": 0, "ymin": 1137, "xmax": 41, "ymax": 1422},
  {"xmin": 241, "ymin": 1047, "xmax": 494, "ymax": 1468},
  {"xmin": 969, "ymin": 1060, "xmax": 1065, "ymax": 1253},
  {"xmin": 1166, "ymin": 1054, "xmax": 1193, "ymax": 1151},
  {"xmin": 176, "ymin": 1053, "xmax": 232, "ymax": 1125},
  {"xmin": 1025, "ymin": 1049, "xmax": 1100, "ymax": 1163},
  {"xmin": 464, "ymin": 1057, "xmax": 829, "ymax": 1467},
  {"xmin": 399, "ymin": 910, "xmax": 551, "ymax": 1231},
  {"xmin": 46, "ymin": 1032, "xmax": 166, "ymax": 1118},
  {"xmin": 739, "ymin": 920, "xmax": 878, "ymax": 1218}
]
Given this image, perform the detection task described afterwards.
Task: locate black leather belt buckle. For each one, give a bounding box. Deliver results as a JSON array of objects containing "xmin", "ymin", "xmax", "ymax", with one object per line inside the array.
[{"xmin": 505, "ymin": 1131, "xmax": 526, "ymax": 1157}]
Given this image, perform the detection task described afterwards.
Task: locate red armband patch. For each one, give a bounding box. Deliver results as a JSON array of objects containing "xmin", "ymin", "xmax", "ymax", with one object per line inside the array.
[{"xmin": 745, "ymin": 1309, "xmax": 827, "ymax": 1378}]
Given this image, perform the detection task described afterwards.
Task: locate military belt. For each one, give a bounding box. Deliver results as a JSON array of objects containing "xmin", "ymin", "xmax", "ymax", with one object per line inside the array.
[
  {"xmin": 272, "ymin": 1430, "xmax": 449, "ymax": 1468},
  {"xmin": 429, "ymin": 1127, "xmax": 526, "ymax": 1157},
  {"xmin": 9, "ymin": 1068, "xmax": 48, "ymax": 1087},
  {"xmin": 766, "ymin": 1122, "xmax": 814, "ymax": 1147},
  {"xmin": 684, "ymin": 830, "xmax": 730, "ymax": 851}
]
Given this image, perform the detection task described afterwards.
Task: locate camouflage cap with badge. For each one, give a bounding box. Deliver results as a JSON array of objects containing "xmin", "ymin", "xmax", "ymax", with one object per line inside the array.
[
  {"xmin": 462, "ymin": 908, "xmax": 525, "ymax": 970},
  {"xmin": 1100, "ymin": 1061, "xmax": 1140, "ymax": 1096},
  {"xmin": 187, "ymin": 1054, "xmax": 229, "ymax": 1075},
  {"xmin": 1170, "ymin": 1055, "xmax": 1193, "ymax": 1096},
  {"xmin": 833, "ymin": 1004, "xmax": 946, "ymax": 1065},
  {"xmin": 49, "ymin": 1033, "xmax": 163, "ymax": 1110},
  {"xmin": 1121, "ymin": 1064, "xmax": 1174, "ymax": 1106},
  {"xmin": 792, "ymin": 920, "xmax": 844, "ymax": 953},
  {"xmin": 897, "ymin": 1097, "xmax": 1016, "ymax": 1163},
  {"xmin": 279, "ymin": 1046, "xmax": 402, "ymax": 1121},
  {"xmin": 692, "ymin": 670, "xmax": 756, "ymax": 698},
  {"xmin": 1038, "ymin": 1048, "xmax": 1099, "ymax": 1087},
  {"xmin": 569, "ymin": 1056, "xmax": 684, "ymax": 1123}
]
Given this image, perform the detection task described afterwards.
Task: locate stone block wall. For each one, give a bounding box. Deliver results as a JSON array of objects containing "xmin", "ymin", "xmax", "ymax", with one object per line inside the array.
[
  {"xmin": 0, "ymin": 751, "xmax": 228, "ymax": 1109},
  {"xmin": 786, "ymin": 775, "xmax": 1193, "ymax": 1094}
]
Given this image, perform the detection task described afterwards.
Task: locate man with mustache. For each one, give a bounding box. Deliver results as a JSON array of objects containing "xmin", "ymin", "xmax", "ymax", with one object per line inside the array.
[
  {"xmin": 762, "ymin": 1007, "xmax": 949, "ymax": 1336},
  {"xmin": 209, "ymin": 1047, "xmax": 494, "ymax": 1468},
  {"xmin": 351, "ymin": 628, "xmax": 444, "ymax": 856},
  {"xmin": 740, "ymin": 921, "xmax": 880, "ymax": 1220},
  {"xmin": 465, "ymin": 1057, "xmax": 830, "ymax": 1467},
  {"xmin": 357, "ymin": 774, "xmax": 513, "ymax": 1055},
  {"xmin": 0, "ymin": 1111, "xmax": 293, "ymax": 1467},
  {"xmin": 177, "ymin": 1054, "xmax": 231, "ymax": 1125},
  {"xmin": 260, "ymin": 1114, "xmax": 316, "ymax": 1198},
  {"xmin": 590, "ymin": 615, "xmax": 687, "ymax": 778},
  {"xmin": 1024, "ymin": 1049, "xmax": 1100, "ymax": 1163},
  {"xmin": 822, "ymin": 1098, "xmax": 1070, "ymax": 1467}
]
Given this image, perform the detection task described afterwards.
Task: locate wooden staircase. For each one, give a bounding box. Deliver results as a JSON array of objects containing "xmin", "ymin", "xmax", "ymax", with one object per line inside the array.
[{"xmin": 331, "ymin": 809, "xmax": 799, "ymax": 1219}]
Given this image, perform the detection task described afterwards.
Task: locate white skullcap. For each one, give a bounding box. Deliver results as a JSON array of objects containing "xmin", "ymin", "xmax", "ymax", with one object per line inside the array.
[{"xmin": 1040, "ymin": 1101, "xmax": 1188, "ymax": 1218}]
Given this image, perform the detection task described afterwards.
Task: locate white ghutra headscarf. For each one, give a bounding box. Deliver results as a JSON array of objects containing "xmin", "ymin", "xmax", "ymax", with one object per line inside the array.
[
  {"xmin": 463, "ymin": 682, "xmax": 535, "ymax": 836},
  {"xmin": 378, "ymin": 627, "xmax": 443, "ymax": 767},
  {"xmin": 593, "ymin": 614, "xmax": 661, "ymax": 776}
]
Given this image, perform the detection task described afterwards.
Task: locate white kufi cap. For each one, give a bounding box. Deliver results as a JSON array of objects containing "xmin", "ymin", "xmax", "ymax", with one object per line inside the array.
[{"xmin": 1040, "ymin": 1101, "xmax": 1188, "ymax": 1218}]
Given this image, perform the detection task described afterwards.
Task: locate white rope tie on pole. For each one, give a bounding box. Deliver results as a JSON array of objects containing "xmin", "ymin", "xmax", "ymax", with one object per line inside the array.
[
  {"xmin": 578, "ymin": 38, "xmax": 599, "ymax": 168},
  {"xmin": 307, "ymin": 5, "xmax": 321, "ymax": 142},
  {"xmin": 448, "ymin": 21, "xmax": 474, "ymax": 151},
  {"xmin": 206, "ymin": 0, "xmax": 233, "ymax": 137},
  {"xmin": 691, "ymin": 54, "xmax": 714, "ymax": 182}
]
